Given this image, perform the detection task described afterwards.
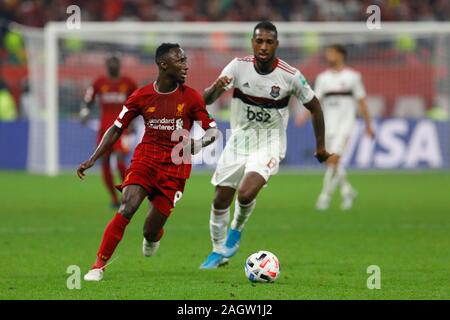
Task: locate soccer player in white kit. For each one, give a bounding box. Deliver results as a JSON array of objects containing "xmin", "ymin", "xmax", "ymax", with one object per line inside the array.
[
  {"xmin": 200, "ymin": 21, "xmax": 336, "ymax": 269},
  {"xmin": 296, "ymin": 44, "xmax": 374, "ymax": 211}
]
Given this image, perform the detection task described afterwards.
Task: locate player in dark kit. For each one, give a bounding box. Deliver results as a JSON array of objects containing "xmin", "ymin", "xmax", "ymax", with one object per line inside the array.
[
  {"xmin": 77, "ymin": 43, "xmax": 220, "ymax": 281},
  {"xmin": 80, "ymin": 53, "xmax": 138, "ymax": 208}
]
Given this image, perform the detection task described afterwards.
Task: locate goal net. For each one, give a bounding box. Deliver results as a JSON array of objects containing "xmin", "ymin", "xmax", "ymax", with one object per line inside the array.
[{"xmin": 19, "ymin": 22, "xmax": 450, "ymax": 174}]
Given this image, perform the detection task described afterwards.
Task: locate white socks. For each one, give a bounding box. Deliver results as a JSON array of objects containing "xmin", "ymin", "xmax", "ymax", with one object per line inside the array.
[
  {"xmin": 337, "ymin": 167, "xmax": 353, "ymax": 197},
  {"xmin": 320, "ymin": 166, "xmax": 339, "ymax": 199},
  {"xmin": 320, "ymin": 166, "xmax": 353, "ymax": 199},
  {"xmin": 231, "ymin": 199, "xmax": 256, "ymax": 232},
  {"xmin": 209, "ymin": 205, "xmax": 230, "ymax": 253},
  {"xmin": 209, "ymin": 199, "xmax": 256, "ymax": 253}
]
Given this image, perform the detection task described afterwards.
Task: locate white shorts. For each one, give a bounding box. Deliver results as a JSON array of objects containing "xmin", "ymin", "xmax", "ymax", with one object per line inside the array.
[
  {"xmin": 325, "ymin": 133, "xmax": 350, "ymax": 156},
  {"xmin": 325, "ymin": 114, "xmax": 355, "ymax": 156},
  {"xmin": 211, "ymin": 147, "xmax": 280, "ymax": 189}
]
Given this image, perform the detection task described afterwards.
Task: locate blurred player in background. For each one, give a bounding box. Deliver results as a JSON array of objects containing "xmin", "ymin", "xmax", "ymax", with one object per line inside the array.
[
  {"xmin": 200, "ymin": 21, "xmax": 336, "ymax": 269},
  {"xmin": 77, "ymin": 43, "xmax": 220, "ymax": 281},
  {"xmin": 80, "ymin": 53, "xmax": 138, "ymax": 208},
  {"xmin": 295, "ymin": 44, "xmax": 374, "ymax": 210}
]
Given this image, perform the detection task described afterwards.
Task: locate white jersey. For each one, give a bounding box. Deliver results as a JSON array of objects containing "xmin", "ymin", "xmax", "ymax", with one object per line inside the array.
[
  {"xmin": 220, "ymin": 56, "xmax": 315, "ymax": 159},
  {"xmin": 315, "ymin": 68, "xmax": 366, "ymax": 137}
]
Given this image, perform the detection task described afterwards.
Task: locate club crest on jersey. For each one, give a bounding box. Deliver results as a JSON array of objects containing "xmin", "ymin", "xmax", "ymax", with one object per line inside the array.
[
  {"xmin": 119, "ymin": 83, "xmax": 128, "ymax": 93},
  {"xmin": 176, "ymin": 103, "xmax": 184, "ymax": 116},
  {"xmin": 270, "ymin": 85, "xmax": 280, "ymax": 98},
  {"xmin": 146, "ymin": 106, "xmax": 156, "ymax": 113}
]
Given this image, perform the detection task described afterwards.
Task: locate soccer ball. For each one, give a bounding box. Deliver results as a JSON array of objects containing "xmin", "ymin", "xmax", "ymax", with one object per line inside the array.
[{"xmin": 244, "ymin": 251, "xmax": 280, "ymax": 283}]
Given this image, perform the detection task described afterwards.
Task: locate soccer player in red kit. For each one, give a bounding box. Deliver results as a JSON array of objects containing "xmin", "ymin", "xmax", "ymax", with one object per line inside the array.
[
  {"xmin": 77, "ymin": 43, "xmax": 220, "ymax": 281},
  {"xmin": 80, "ymin": 53, "xmax": 138, "ymax": 208}
]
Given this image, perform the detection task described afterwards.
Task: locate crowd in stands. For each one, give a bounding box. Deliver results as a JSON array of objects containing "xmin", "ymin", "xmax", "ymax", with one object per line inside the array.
[
  {"xmin": 1, "ymin": 0, "xmax": 450, "ymax": 121},
  {"xmin": 1, "ymin": 0, "xmax": 450, "ymax": 26}
]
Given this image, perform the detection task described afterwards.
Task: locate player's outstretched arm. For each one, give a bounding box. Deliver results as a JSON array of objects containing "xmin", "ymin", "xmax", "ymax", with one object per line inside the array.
[
  {"xmin": 203, "ymin": 76, "xmax": 233, "ymax": 105},
  {"xmin": 303, "ymin": 96, "xmax": 334, "ymax": 163},
  {"xmin": 77, "ymin": 125, "xmax": 123, "ymax": 179},
  {"xmin": 190, "ymin": 127, "xmax": 220, "ymax": 155},
  {"xmin": 358, "ymin": 98, "xmax": 375, "ymax": 139}
]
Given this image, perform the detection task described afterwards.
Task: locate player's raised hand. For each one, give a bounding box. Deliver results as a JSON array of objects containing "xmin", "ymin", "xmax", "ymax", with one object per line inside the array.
[
  {"xmin": 214, "ymin": 76, "xmax": 233, "ymax": 90},
  {"xmin": 204, "ymin": 76, "xmax": 233, "ymax": 104},
  {"xmin": 77, "ymin": 159, "xmax": 95, "ymax": 180},
  {"xmin": 314, "ymin": 148, "xmax": 334, "ymax": 164}
]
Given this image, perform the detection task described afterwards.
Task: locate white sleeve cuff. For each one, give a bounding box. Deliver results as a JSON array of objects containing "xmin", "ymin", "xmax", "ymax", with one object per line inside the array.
[{"xmin": 114, "ymin": 120, "xmax": 123, "ymax": 128}]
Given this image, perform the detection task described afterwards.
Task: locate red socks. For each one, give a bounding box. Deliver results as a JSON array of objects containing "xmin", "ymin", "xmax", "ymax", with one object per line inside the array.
[{"xmin": 93, "ymin": 213, "xmax": 130, "ymax": 269}]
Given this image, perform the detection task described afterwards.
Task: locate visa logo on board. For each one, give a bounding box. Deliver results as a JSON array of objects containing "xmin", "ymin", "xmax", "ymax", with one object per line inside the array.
[{"xmin": 343, "ymin": 119, "xmax": 444, "ymax": 169}]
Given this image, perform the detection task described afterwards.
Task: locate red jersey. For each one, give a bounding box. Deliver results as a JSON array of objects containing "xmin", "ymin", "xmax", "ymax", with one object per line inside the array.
[
  {"xmin": 114, "ymin": 82, "xmax": 217, "ymax": 179},
  {"xmin": 84, "ymin": 75, "xmax": 138, "ymax": 133}
]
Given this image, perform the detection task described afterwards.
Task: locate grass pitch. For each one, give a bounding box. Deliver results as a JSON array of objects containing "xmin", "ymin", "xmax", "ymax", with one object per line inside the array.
[{"xmin": 0, "ymin": 170, "xmax": 449, "ymax": 299}]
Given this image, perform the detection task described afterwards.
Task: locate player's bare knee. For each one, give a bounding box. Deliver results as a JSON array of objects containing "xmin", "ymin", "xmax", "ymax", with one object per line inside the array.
[
  {"xmin": 213, "ymin": 198, "xmax": 231, "ymax": 210},
  {"xmin": 237, "ymin": 189, "xmax": 255, "ymax": 205},
  {"xmin": 213, "ymin": 189, "xmax": 234, "ymax": 209},
  {"xmin": 118, "ymin": 199, "xmax": 139, "ymax": 219}
]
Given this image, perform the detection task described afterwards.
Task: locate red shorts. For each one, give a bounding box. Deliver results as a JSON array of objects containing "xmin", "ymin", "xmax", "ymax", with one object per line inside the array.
[
  {"xmin": 116, "ymin": 162, "xmax": 186, "ymax": 216},
  {"xmin": 97, "ymin": 131, "xmax": 130, "ymax": 155}
]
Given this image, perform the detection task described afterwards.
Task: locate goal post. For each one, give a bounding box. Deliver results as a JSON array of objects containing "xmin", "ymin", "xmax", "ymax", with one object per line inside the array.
[
  {"xmin": 44, "ymin": 23, "xmax": 59, "ymax": 176},
  {"xmin": 18, "ymin": 22, "xmax": 450, "ymax": 174}
]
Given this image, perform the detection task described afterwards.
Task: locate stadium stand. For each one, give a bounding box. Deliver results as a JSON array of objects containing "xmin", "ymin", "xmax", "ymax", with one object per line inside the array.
[{"xmin": 1, "ymin": 0, "xmax": 450, "ymax": 119}]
